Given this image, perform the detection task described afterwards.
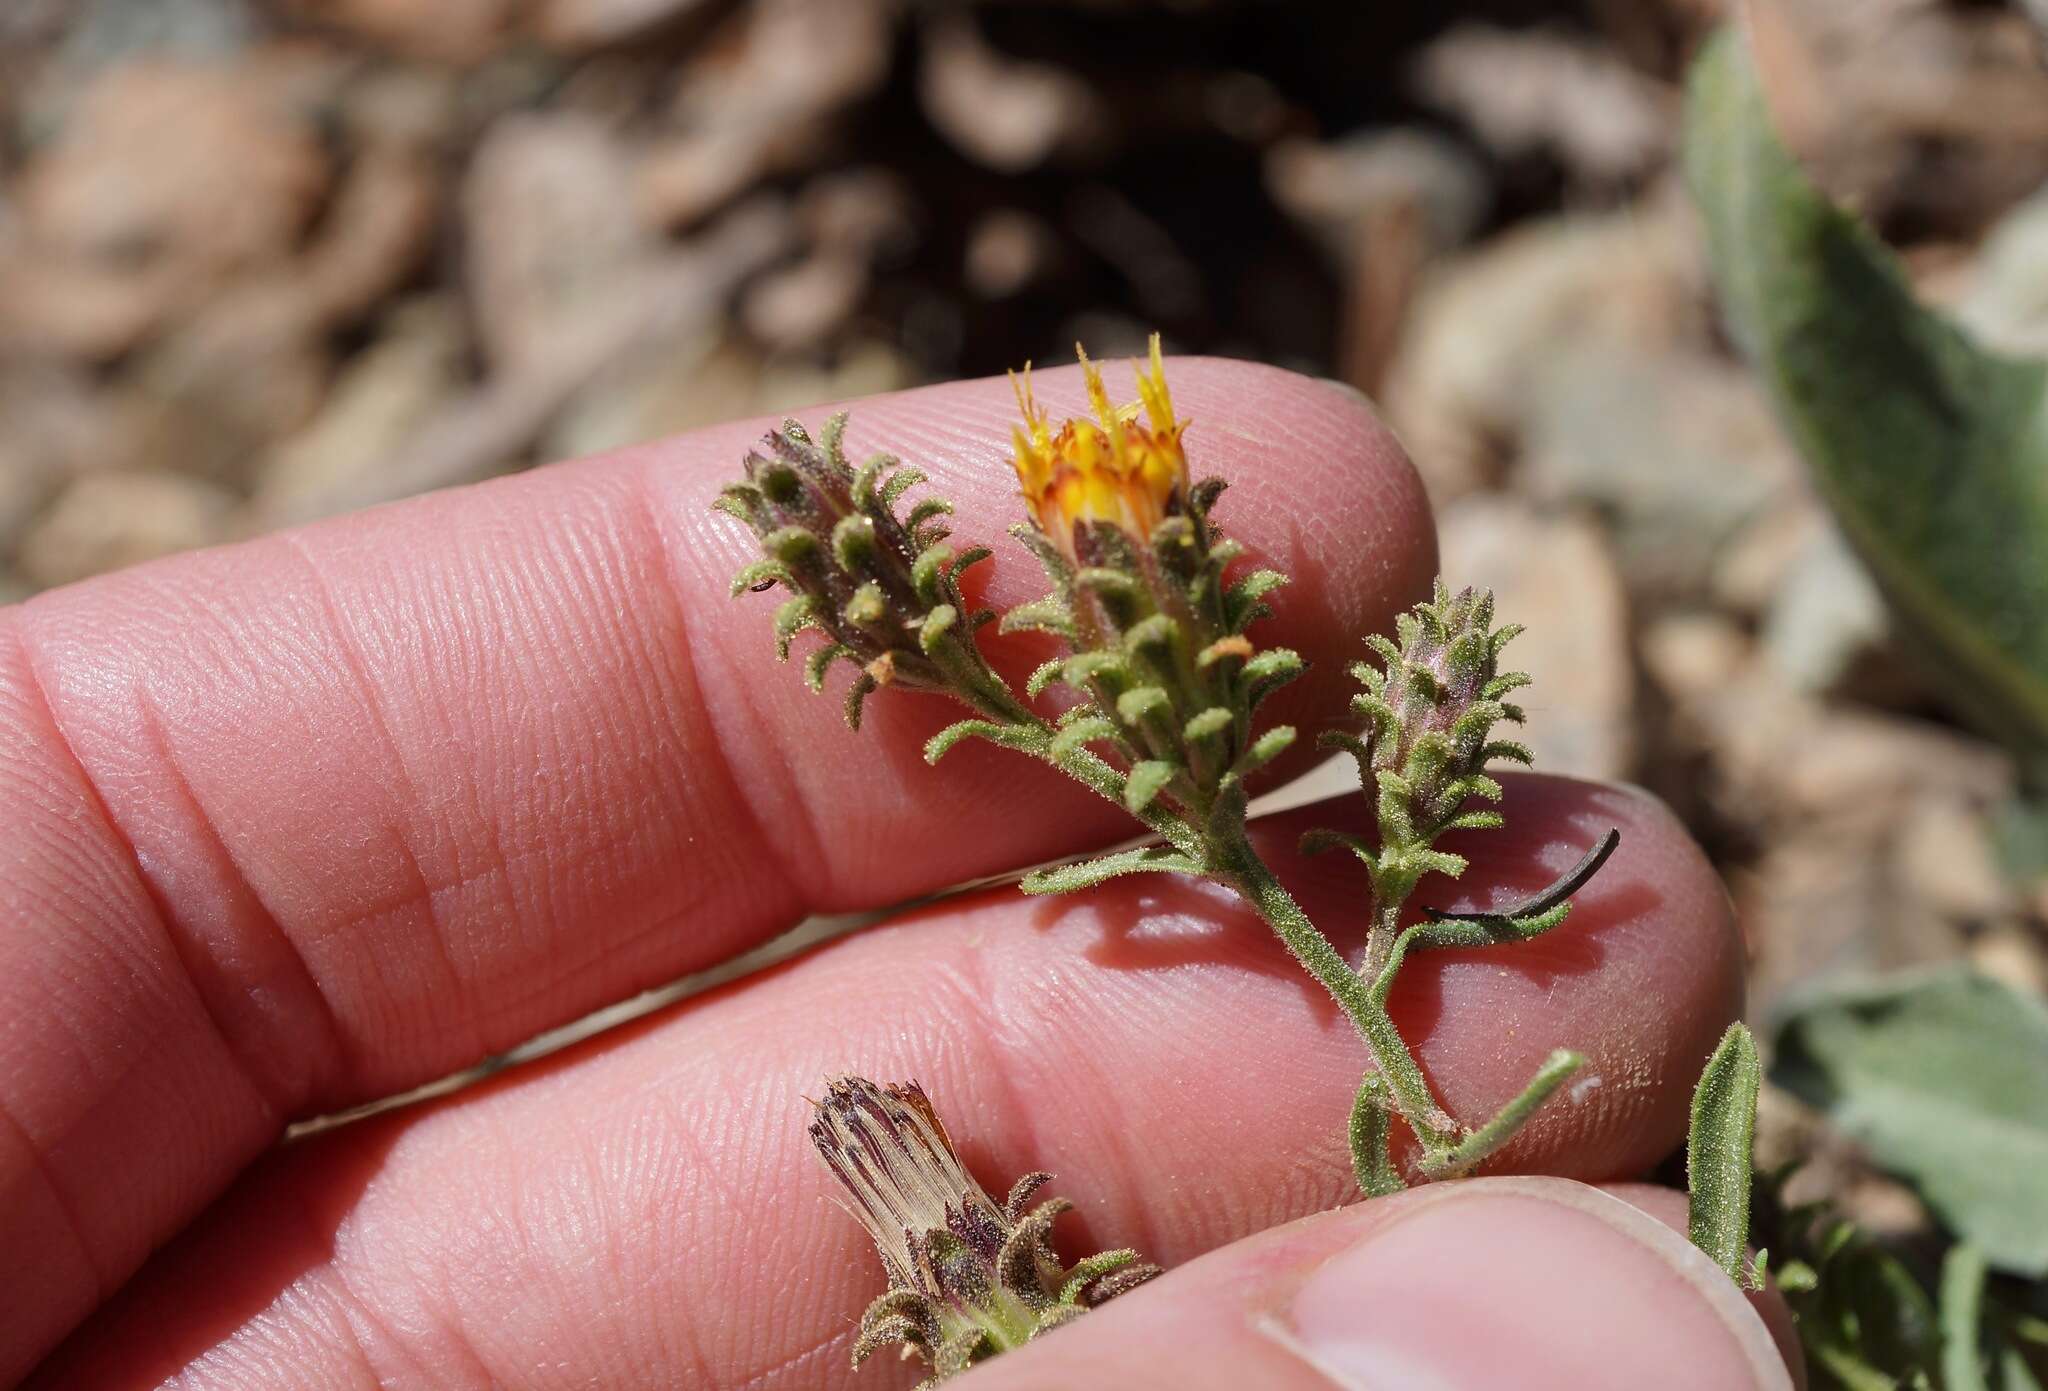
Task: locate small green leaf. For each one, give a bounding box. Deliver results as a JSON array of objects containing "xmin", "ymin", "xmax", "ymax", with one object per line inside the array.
[
  {"xmin": 1298, "ymin": 827, "xmax": 1375, "ymax": 866},
  {"xmin": 1062, "ymin": 651, "xmax": 1128, "ymax": 688},
  {"xmin": 1237, "ymin": 725, "xmax": 1296, "ymax": 772},
  {"xmin": 999, "ymin": 594, "xmax": 1073, "ymax": 639},
  {"xmin": 772, "ymin": 595, "xmax": 816, "ymax": 660},
  {"xmin": 1183, "ymin": 707, "xmax": 1233, "ymax": 742},
  {"xmin": 911, "ymin": 545, "xmax": 954, "ymax": 605},
  {"xmin": 727, "ymin": 558, "xmax": 785, "ymax": 597},
  {"xmin": 906, "ymin": 497, "xmax": 954, "ymax": 532},
  {"xmin": 831, "ymin": 513, "xmax": 877, "ymax": 570},
  {"xmin": 1773, "ymin": 968, "xmax": 2048, "ymax": 1275},
  {"xmin": 1348, "ymin": 1074, "xmax": 1404, "ymax": 1198},
  {"xmin": 1026, "ymin": 658, "xmax": 1065, "ymax": 698},
  {"xmin": 804, "ymin": 643, "xmax": 852, "ymax": 693},
  {"xmin": 1074, "ymin": 567, "xmax": 1138, "ymax": 600},
  {"xmin": 1686, "ymin": 1022, "xmax": 1761, "ymax": 1284},
  {"xmin": 918, "ymin": 603, "xmax": 957, "ymax": 653},
  {"xmin": 925, "ymin": 720, "xmax": 1039, "ymax": 764},
  {"xmin": 1243, "ymin": 648, "xmax": 1303, "ymax": 685},
  {"xmin": 1416, "ymin": 1049, "xmax": 1581, "ymax": 1181},
  {"xmin": 1123, "ymin": 613, "xmax": 1179, "ymax": 654},
  {"xmin": 1058, "ymin": 1250, "xmax": 1140, "ymax": 1306},
  {"xmin": 1224, "ymin": 569, "xmax": 1289, "ymax": 631},
  {"xmin": 1115, "ymin": 687, "xmax": 1170, "ymax": 727},
  {"xmin": 842, "ymin": 582, "xmax": 886, "ymax": 628},
  {"xmin": 844, "ymin": 671, "xmax": 878, "ymax": 730},
  {"xmin": 763, "ymin": 524, "xmax": 819, "ymax": 566},
  {"xmin": 1050, "ymin": 717, "xmax": 1118, "ymax": 761},
  {"xmin": 880, "ymin": 466, "xmax": 927, "ymax": 507},
  {"xmin": 849, "ymin": 452, "xmax": 889, "ymax": 509},
  {"xmin": 1019, "ymin": 845, "xmax": 1201, "ymax": 895},
  {"xmin": 1123, "ymin": 760, "xmax": 1179, "ymax": 814}
]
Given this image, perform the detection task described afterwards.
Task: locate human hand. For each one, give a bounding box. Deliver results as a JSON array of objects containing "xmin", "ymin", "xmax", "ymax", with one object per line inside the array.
[{"xmin": 2, "ymin": 360, "xmax": 1798, "ymax": 1388}]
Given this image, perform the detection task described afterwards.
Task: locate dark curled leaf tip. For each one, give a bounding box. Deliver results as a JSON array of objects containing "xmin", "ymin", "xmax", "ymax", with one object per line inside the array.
[{"xmin": 1423, "ymin": 828, "xmax": 1620, "ymax": 922}]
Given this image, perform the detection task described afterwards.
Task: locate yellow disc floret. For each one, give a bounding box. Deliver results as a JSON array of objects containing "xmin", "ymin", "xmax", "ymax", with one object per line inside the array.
[{"xmin": 1011, "ymin": 334, "xmax": 1189, "ymax": 564}]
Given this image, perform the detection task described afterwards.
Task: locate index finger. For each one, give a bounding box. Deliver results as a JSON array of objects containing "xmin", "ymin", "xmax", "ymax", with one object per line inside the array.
[{"xmin": 0, "ymin": 358, "xmax": 1434, "ymax": 1382}]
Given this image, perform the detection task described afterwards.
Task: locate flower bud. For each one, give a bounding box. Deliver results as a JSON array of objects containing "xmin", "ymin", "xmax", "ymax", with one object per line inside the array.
[{"xmin": 716, "ymin": 415, "xmax": 996, "ymax": 729}]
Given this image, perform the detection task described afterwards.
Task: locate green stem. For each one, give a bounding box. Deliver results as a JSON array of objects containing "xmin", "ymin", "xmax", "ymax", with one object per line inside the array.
[
  {"xmin": 1415, "ymin": 1048, "xmax": 1582, "ymax": 1180},
  {"xmin": 1215, "ymin": 834, "xmax": 1457, "ymax": 1152}
]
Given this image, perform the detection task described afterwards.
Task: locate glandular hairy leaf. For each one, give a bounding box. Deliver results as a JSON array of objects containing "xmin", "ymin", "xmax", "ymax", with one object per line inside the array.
[{"xmin": 1686, "ymin": 1022, "xmax": 1761, "ymax": 1284}]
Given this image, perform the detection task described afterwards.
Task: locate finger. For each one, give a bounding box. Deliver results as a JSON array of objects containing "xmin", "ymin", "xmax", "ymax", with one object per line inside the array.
[
  {"xmin": 31, "ymin": 775, "xmax": 1744, "ymax": 1390},
  {"xmin": 0, "ymin": 360, "xmax": 1433, "ymax": 1382},
  {"xmin": 962, "ymin": 1177, "xmax": 1800, "ymax": 1391}
]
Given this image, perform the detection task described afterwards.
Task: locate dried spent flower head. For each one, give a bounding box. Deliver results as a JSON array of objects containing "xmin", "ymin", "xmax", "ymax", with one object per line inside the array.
[
  {"xmin": 809, "ymin": 1076, "xmax": 1160, "ymax": 1383},
  {"xmin": 1010, "ymin": 334, "xmax": 1189, "ymax": 566}
]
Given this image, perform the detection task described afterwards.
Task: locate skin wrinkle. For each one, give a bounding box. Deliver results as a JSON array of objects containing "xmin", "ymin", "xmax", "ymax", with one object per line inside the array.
[
  {"xmin": 634, "ymin": 462, "xmax": 835, "ymax": 922},
  {"xmin": 320, "ymin": 1255, "xmax": 453, "ymax": 1391},
  {"xmin": 5, "ymin": 622, "xmax": 291, "ymax": 1298},
  {"xmin": 132, "ymin": 687, "xmax": 344, "ymax": 1114},
  {"xmin": 0, "ymin": 1089, "xmax": 105, "ymax": 1301},
  {"xmin": 730, "ymin": 1327, "xmax": 846, "ymax": 1391},
  {"xmin": 338, "ymin": 530, "xmax": 530, "ymax": 1008},
  {"xmin": 650, "ymin": 1124, "xmax": 730, "ymax": 1391},
  {"xmin": 333, "ymin": 1141, "xmax": 507, "ymax": 1391},
  {"xmin": 1001, "ymin": 954, "xmax": 1164, "ymax": 1265},
  {"xmin": 278, "ymin": 531, "xmax": 485, "ymax": 1069}
]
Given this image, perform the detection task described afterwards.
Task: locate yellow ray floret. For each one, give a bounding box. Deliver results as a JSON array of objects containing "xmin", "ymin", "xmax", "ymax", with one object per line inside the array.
[{"xmin": 1009, "ymin": 334, "xmax": 1188, "ymax": 564}]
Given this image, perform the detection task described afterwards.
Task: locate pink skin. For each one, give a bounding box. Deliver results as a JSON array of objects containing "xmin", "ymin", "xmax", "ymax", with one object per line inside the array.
[
  {"xmin": 967, "ymin": 1180, "xmax": 1805, "ymax": 1390},
  {"xmin": 0, "ymin": 361, "xmax": 1793, "ymax": 1388}
]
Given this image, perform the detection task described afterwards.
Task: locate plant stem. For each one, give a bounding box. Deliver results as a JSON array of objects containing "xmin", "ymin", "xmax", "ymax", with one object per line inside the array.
[{"xmin": 1214, "ymin": 831, "xmax": 1458, "ymax": 1153}]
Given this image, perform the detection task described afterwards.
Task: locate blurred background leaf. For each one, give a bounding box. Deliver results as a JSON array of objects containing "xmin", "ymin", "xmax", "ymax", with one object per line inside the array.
[
  {"xmin": 1773, "ymin": 967, "xmax": 2048, "ymax": 1277},
  {"xmin": 1685, "ymin": 24, "xmax": 2048, "ymax": 786}
]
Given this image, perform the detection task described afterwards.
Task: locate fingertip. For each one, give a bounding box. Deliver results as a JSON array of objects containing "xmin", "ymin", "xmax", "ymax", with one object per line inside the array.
[
  {"xmin": 1601, "ymin": 1183, "xmax": 1809, "ymax": 1390},
  {"xmin": 964, "ymin": 1178, "xmax": 1797, "ymax": 1391}
]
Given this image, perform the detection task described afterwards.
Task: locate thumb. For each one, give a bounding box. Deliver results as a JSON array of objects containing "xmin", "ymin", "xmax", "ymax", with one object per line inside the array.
[{"xmin": 959, "ymin": 1177, "xmax": 1803, "ymax": 1391}]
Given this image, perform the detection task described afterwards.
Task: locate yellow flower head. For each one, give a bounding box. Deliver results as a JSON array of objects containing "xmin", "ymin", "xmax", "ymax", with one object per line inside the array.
[{"xmin": 1011, "ymin": 334, "xmax": 1188, "ymax": 564}]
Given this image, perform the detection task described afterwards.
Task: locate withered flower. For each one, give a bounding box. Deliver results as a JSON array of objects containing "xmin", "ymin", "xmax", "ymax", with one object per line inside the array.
[{"xmin": 809, "ymin": 1076, "xmax": 1159, "ymax": 1384}]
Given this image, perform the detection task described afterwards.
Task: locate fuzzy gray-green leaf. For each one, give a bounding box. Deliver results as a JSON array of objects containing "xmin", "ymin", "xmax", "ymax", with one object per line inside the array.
[{"xmin": 1686, "ymin": 30, "xmax": 2048, "ymax": 776}]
